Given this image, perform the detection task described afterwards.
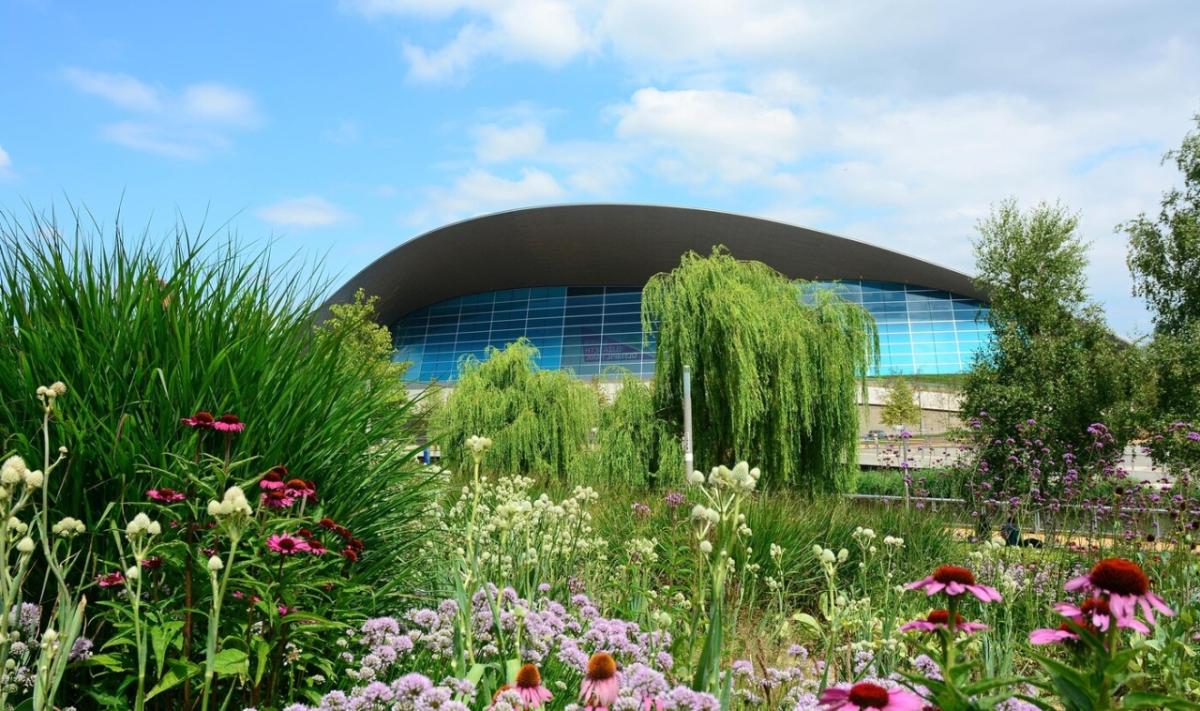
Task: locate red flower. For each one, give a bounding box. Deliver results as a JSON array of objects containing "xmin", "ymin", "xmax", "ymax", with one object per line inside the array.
[
  {"xmin": 318, "ymin": 517, "xmax": 337, "ymax": 530},
  {"xmin": 340, "ymin": 546, "xmax": 359, "ymax": 562},
  {"xmin": 181, "ymin": 411, "xmax": 215, "ymax": 429},
  {"xmin": 147, "ymin": 487, "xmax": 186, "ymax": 503},
  {"xmin": 140, "ymin": 556, "xmax": 164, "ymax": 570},
  {"xmin": 97, "ymin": 571, "xmax": 125, "ymax": 588},
  {"xmin": 213, "ymin": 413, "xmax": 245, "ymax": 433}
]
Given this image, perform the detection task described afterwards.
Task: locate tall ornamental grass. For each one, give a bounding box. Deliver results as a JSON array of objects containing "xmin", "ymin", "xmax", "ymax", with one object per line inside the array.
[{"xmin": 0, "ymin": 210, "xmax": 430, "ymax": 605}]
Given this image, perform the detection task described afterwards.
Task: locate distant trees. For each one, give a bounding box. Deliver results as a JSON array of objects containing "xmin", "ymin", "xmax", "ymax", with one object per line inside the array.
[
  {"xmin": 962, "ymin": 200, "xmax": 1136, "ymax": 453},
  {"xmin": 881, "ymin": 378, "xmax": 920, "ymax": 432},
  {"xmin": 1123, "ymin": 113, "xmax": 1200, "ymax": 425}
]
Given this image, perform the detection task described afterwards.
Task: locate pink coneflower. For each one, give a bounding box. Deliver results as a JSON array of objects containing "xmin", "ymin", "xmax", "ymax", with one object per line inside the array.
[
  {"xmin": 515, "ymin": 664, "xmax": 553, "ymax": 708},
  {"xmin": 285, "ymin": 478, "xmax": 318, "ymax": 501},
  {"xmin": 818, "ymin": 682, "xmax": 925, "ymax": 710},
  {"xmin": 899, "ymin": 609, "xmax": 988, "ymax": 634},
  {"xmin": 260, "ymin": 466, "xmax": 288, "ymax": 491},
  {"xmin": 1030, "ymin": 622, "xmax": 1086, "ymax": 645},
  {"xmin": 261, "ymin": 489, "xmax": 296, "ymax": 509},
  {"xmin": 96, "ymin": 571, "xmax": 125, "ymax": 588},
  {"xmin": 266, "ymin": 533, "xmax": 310, "ymax": 556},
  {"xmin": 1065, "ymin": 558, "xmax": 1173, "ymax": 628},
  {"xmin": 906, "ymin": 565, "xmax": 1001, "ymax": 602},
  {"xmin": 213, "ymin": 413, "xmax": 245, "ymax": 433},
  {"xmin": 181, "ymin": 411, "xmax": 215, "ymax": 429},
  {"xmin": 580, "ymin": 652, "xmax": 620, "ymax": 711},
  {"xmin": 278, "ymin": 604, "xmax": 291, "ymax": 616},
  {"xmin": 147, "ymin": 487, "xmax": 186, "ymax": 503}
]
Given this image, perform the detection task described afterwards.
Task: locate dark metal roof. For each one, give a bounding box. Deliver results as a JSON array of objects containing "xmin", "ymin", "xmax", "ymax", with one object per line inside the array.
[{"xmin": 325, "ymin": 204, "xmax": 986, "ymax": 324}]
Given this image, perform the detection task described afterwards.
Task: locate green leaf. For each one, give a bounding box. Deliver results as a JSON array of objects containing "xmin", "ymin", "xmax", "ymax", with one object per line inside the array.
[
  {"xmin": 254, "ymin": 639, "xmax": 271, "ymax": 686},
  {"xmin": 213, "ymin": 647, "xmax": 249, "ymax": 676},
  {"xmin": 150, "ymin": 619, "xmax": 184, "ymax": 678},
  {"xmin": 1121, "ymin": 692, "xmax": 1200, "ymax": 710},
  {"xmin": 506, "ymin": 658, "xmax": 521, "ymax": 686},
  {"xmin": 145, "ymin": 659, "xmax": 200, "ymax": 701},
  {"xmin": 84, "ymin": 653, "xmax": 126, "ymax": 672}
]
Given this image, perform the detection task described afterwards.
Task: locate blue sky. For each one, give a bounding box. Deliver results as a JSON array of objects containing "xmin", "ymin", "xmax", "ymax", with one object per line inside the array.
[{"xmin": 2, "ymin": 1, "xmax": 1198, "ymax": 336}]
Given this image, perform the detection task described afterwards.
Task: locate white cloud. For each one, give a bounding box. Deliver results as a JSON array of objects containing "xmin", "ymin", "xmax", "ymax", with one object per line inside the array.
[
  {"xmin": 255, "ymin": 196, "xmax": 352, "ymax": 227},
  {"xmin": 179, "ymin": 83, "xmax": 261, "ymax": 127},
  {"xmin": 324, "ymin": 119, "xmax": 362, "ymax": 144},
  {"xmin": 473, "ymin": 121, "xmax": 546, "ymax": 162},
  {"xmin": 62, "ymin": 68, "xmax": 162, "ymax": 111},
  {"xmin": 63, "ymin": 68, "xmax": 262, "ymax": 159},
  {"xmin": 418, "ymin": 167, "xmax": 565, "ymax": 223},
  {"xmin": 348, "ymin": 0, "xmax": 592, "ymax": 81},
  {"xmin": 615, "ymin": 88, "xmax": 811, "ymax": 184},
  {"xmin": 0, "ymin": 145, "xmax": 12, "ymax": 178},
  {"xmin": 101, "ymin": 122, "xmax": 229, "ymax": 160}
]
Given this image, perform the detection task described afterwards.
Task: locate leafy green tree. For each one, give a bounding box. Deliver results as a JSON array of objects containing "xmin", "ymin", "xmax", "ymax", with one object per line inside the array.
[
  {"xmin": 1124, "ymin": 114, "xmax": 1200, "ymax": 335},
  {"xmin": 642, "ymin": 247, "xmax": 877, "ymax": 492},
  {"xmin": 1122, "ymin": 114, "xmax": 1200, "ymax": 424},
  {"xmin": 881, "ymin": 378, "xmax": 921, "ymax": 431},
  {"xmin": 317, "ymin": 288, "xmax": 409, "ymax": 402},
  {"xmin": 433, "ymin": 339, "xmax": 600, "ymax": 479},
  {"xmin": 963, "ymin": 200, "xmax": 1136, "ymax": 456}
]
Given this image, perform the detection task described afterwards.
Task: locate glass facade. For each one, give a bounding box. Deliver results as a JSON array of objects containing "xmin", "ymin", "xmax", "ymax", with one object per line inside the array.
[{"xmin": 394, "ymin": 281, "xmax": 991, "ymax": 383}]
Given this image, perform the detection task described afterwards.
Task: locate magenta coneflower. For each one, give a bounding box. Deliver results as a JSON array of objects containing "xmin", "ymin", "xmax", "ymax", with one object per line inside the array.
[
  {"xmin": 818, "ymin": 681, "xmax": 925, "ymax": 710},
  {"xmin": 267, "ymin": 533, "xmax": 310, "ymax": 555},
  {"xmin": 906, "ymin": 565, "xmax": 1001, "ymax": 602},
  {"xmin": 899, "ymin": 609, "xmax": 988, "ymax": 634},
  {"xmin": 1030, "ymin": 622, "xmax": 1085, "ymax": 645},
  {"xmin": 285, "ymin": 478, "xmax": 318, "ymax": 501},
  {"xmin": 147, "ymin": 487, "xmax": 186, "ymax": 503},
  {"xmin": 260, "ymin": 466, "xmax": 288, "ymax": 491},
  {"xmin": 1065, "ymin": 558, "xmax": 1173, "ymax": 628},
  {"xmin": 96, "ymin": 571, "xmax": 125, "ymax": 588},
  {"xmin": 213, "ymin": 413, "xmax": 245, "ymax": 433},
  {"xmin": 261, "ymin": 489, "xmax": 296, "ymax": 509},
  {"xmin": 140, "ymin": 556, "xmax": 164, "ymax": 570},
  {"xmin": 181, "ymin": 411, "xmax": 215, "ymax": 429},
  {"xmin": 515, "ymin": 663, "xmax": 553, "ymax": 708},
  {"xmin": 580, "ymin": 652, "xmax": 620, "ymax": 711}
]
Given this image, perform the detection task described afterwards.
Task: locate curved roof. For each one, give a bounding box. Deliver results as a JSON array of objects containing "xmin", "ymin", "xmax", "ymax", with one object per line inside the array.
[{"xmin": 326, "ymin": 204, "xmax": 986, "ymax": 324}]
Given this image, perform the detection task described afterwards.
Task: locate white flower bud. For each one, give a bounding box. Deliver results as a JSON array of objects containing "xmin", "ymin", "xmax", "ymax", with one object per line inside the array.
[
  {"xmin": 126, "ymin": 566, "xmax": 139, "ymax": 580},
  {"xmin": 41, "ymin": 629, "xmax": 58, "ymax": 644},
  {"xmin": 837, "ymin": 548, "xmax": 849, "ymax": 563},
  {"xmin": 687, "ymin": 470, "xmax": 705, "ymax": 486},
  {"xmin": 16, "ymin": 537, "xmax": 34, "ymax": 554},
  {"xmin": 22, "ymin": 470, "xmax": 43, "ymax": 489},
  {"xmin": 50, "ymin": 382, "xmax": 67, "ymax": 397},
  {"xmin": 820, "ymin": 549, "xmax": 836, "ymax": 564},
  {"xmin": 208, "ymin": 555, "xmax": 224, "ymax": 572},
  {"xmin": 206, "ymin": 500, "xmax": 221, "ymax": 516},
  {"xmin": 147, "ymin": 521, "xmax": 162, "ymax": 536},
  {"xmin": 699, "ymin": 541, "xmax": 713, "ymax": 554}
]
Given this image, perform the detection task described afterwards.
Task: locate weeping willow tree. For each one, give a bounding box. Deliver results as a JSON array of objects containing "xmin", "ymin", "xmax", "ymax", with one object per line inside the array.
[
  {"xmin": 642, "ymin": 247, "xmax": 878, "ymax": 492},
  {"xmin": 590, "ymin": 372, "xmax": 682, "ymax": 487},
  {"xmin": 435, "ymin": 339, "xmax": 601, "ymax": 478}
]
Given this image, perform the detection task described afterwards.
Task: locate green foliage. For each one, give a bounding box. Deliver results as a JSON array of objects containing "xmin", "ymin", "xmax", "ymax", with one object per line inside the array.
[
  {"xmin": 434, "ymin": 339, "xmax": 600, "ymax": 478},
  {"xmin": 963, "ymin": 200, "xmax": 1137, "ymax": 453},
  {"xmin": 0, "ymin": 209, "xmax": 431, "ymax": 603},
  {"xmin": 880, "ymin": 378, "xmax": 921, "ymax": 429},
  {"xmin": 592, "ymin": 373, "xmax": 680, "ymax": 487},
  {"xmin": 642, "ymin": 247, "xmax": 877, "ymax": 492},
  {"xmin": 1123, "ymin": 113, "xmax": 1200, "ymax": 335},
  {"xmin": 317, "ymin": 288, "xmax": 410, "ymax": 409},
  {"xmin": 1122, "ymin": 114, "xmax": 1200, "ymax": 425}
]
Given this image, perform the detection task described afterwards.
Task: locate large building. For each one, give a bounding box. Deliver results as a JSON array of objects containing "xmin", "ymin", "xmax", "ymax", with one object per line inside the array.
[{"xmin": 327, "ymin": 204, "xmax": 992, "ymax": 385}]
